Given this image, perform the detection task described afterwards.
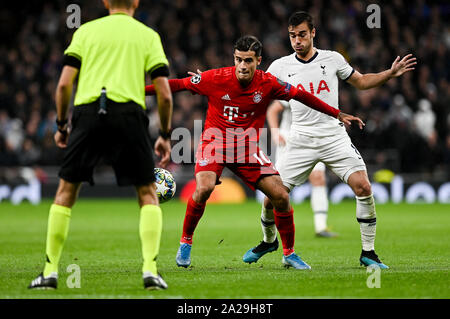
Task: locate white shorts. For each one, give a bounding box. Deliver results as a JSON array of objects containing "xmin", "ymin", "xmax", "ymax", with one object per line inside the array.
[
  {"xmin": 275, "ymin": 136, "xmax": 327, "ymax": 172},
  {"xmin": 276, "ymin": 144, "xmax": 325, "ymax": 172},
  {"xmin": 275, "ymin": 132, "xmax": 366, "ymax": 190}
]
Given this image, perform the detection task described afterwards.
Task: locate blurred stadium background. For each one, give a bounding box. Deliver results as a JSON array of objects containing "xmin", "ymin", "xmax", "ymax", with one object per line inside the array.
[{"xmin": 0, "ymin": 0, "xmax": 449, "ymax": 204}]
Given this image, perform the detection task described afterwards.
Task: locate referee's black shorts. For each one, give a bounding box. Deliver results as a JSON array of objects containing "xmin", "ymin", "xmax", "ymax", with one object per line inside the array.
[{"xmin": 59, "ymin": 99, "xmax": 156, "ymax": 186}]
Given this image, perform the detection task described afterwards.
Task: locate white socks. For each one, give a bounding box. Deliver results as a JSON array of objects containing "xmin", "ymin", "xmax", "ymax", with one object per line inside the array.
[
  {"xmin": 356, "ymin": 194, "xmax": 377, "ymax": 251},
  {"xmin": 260, "ymin": 190, "xmax": 377, "ymax": 252},
  {"xmin": 311, "ymin": 186, "xmax": 329, "ymax": 233},
  {"xmin": 260, "ymin": 204, "xmax": 277, "ymax": 243}
]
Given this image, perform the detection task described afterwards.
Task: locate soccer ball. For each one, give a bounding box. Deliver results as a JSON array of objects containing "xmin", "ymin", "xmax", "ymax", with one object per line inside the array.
[{"xmin": 154, "ymin": 168, "xmax": 176, "ymax": 203}]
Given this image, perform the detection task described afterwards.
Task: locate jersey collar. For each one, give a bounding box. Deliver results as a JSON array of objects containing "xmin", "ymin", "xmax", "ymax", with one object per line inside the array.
[
  {"xmin": 295, "ymin": 50, "xmax": 319, "ymax": 64},
  {"xmin": 111, "ymin": 12, "xmax": 130, "ymax": 16}
]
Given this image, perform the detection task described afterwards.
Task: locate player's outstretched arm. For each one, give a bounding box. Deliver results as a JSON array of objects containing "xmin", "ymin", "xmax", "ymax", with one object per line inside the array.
[
  {"xmin": 292, "ymin": 89, "xmax": 364, "ymax": 129},
  {"xmin": 347, "ymin": 54, "xmax": 417, "ymax": 90},
  {"xmin": 292, "ymin": 89, "xmax": 340, "ymax": 118},
  {"xmin": 145, "ymin": 78, "xmax": 188, "ymax": 95}
]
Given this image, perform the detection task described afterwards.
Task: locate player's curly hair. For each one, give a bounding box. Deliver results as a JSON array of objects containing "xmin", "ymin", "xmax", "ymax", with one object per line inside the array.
[
  {"xmin": 234, "ymin": 35, "xmax": 263, "ymax": 57},
  {"xmin": 288, "ymin": 11, "xmax": 314, "ymax": 31}
]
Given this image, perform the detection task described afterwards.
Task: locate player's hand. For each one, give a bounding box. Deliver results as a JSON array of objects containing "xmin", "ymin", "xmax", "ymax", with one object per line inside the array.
[
  {"xmin": 337, "ymin": 112, "xmax": 365, "ymax": 130},
  {"xmin": 390, "ymin": 54, "xmax": 417, "ymax": 77},
  {"xmin": 154, "ymin": 136, "xmax": 171, "ymax": 168},
  {"xmin": 271, "ymin": 129, "xmax": 286, "ymax": 146},
  {"xmin": 54, "ymin": 129, "xmax": 69, "ymax": 148},
  {"xmin": 187, "ymin": 69, "xmax": 203, "ymax": 76}
]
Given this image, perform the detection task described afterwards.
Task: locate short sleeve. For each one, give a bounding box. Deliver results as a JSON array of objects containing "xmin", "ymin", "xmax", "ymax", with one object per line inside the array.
[
  {"xmin": 145, "ymin": 31, "xmax": 169, "ymax": 74},
  {"xmin": 266, "ymin": 60, "xmax": 282, "ymax": 78},
  {"xmin": 64, "ymin": 28, "xmax": 83, "ymax": 61},
  {"xmin": 333, "ymin": 51, "xmax": 354, "ymax": 81}
]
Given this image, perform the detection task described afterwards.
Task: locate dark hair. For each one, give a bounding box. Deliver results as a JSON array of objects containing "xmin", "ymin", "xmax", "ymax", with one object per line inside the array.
[
  {"xmin": 288, "ymin": 11, "xmax": 314, "ymax": 31},
  {"xmin": 108, "ymin": 0, "xmax": 134, "ymax": 9},
  {"xmin": 234, "ymin": 35, "xmax": 263, "ymax": 57}
]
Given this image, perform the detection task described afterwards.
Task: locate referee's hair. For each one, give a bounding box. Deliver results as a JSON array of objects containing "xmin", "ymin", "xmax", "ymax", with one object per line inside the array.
[
  {"xmin": 234, "ymin": 35, "xmax": 263, "ymax": 57},
  {"xmin": 288, "ymin": 11, "xmax": 314, "ymax": 31},
  {"xmin": 108, "ymin": 0, "xmax": 135, "ymax": 9}
]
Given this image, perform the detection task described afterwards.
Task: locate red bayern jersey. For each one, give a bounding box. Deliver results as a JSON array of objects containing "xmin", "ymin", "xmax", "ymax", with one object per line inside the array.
[
  {"xmin": 145, "ymin": 66, "xmax": 340, "ymax": 162},
  {"xmin": 179, "ymin": 66, "xmax": 300, "ymax": 145}
]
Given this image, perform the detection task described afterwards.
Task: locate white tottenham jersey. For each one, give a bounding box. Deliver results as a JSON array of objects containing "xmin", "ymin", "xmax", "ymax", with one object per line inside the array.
[{"xmin": 267, "ymin": 49, "xmax": 354, "ymax": 138}]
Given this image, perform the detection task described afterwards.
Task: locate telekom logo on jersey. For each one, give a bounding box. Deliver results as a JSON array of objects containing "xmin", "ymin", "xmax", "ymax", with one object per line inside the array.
[
  {"xmin": 297, "ymin": 80, "xmax": 330, "ymax": 95},
  {"xmin": 223, "ymin": 106, "xmax": 239, "ymax": 122}
]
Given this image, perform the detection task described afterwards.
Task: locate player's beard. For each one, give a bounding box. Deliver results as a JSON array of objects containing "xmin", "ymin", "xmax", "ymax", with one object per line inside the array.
[{"xmin": 296, "ymin": 38, "xmax": 313, "ymax": 58}]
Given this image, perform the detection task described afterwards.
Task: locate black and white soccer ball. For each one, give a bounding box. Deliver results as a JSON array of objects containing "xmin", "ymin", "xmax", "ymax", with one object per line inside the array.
[{"xmin": 154, "ymin": 168, "xmax": 176, "ymax": 203}]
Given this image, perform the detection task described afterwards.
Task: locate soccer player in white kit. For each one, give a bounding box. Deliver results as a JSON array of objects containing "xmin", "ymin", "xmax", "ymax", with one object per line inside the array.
[
  {"xmin": 243, "ymin": 11, "xmax": 416, "ymax": 269},
  {"xmin": 268, "ymin": 100, "xmax": 336, "ymax": 238}
]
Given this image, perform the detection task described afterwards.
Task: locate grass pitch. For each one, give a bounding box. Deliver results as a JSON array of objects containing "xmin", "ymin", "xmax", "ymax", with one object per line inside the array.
[{"xmin": 0, "ymin": 199, "xmax": 449, "ymax": 299}]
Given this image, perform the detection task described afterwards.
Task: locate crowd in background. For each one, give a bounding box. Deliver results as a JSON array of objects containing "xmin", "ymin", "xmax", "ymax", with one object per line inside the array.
[{"xmin": 0, "ymin": 0, "xmax": 449, "ymax": 181}]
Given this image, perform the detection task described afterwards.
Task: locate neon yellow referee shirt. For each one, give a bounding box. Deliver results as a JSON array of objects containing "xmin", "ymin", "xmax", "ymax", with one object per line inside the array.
[{"xmin": 64, "ymin": 13, "xmax": 168, "ymax": 109}]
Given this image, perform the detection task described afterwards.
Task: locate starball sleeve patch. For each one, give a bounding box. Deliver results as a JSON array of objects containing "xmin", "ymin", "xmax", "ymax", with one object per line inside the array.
[{"xmin": 190, "ymin": 74, "xmax": 202, "ymax": 84}]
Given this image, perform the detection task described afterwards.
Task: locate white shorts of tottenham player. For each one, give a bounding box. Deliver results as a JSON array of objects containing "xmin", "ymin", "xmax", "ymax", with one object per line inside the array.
[
  {"xmin": 276, "ymin": 139, "xmax": 326, "ymax": 174},
  {"xmin": 275, "ymin": 131, "xmax": 366, "ymax": 190}
]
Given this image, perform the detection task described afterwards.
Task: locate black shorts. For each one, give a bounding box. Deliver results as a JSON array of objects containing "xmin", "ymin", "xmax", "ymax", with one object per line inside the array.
[{"xmin": 59, "ymin": 99, "xmax": 156, "ymax": 186}]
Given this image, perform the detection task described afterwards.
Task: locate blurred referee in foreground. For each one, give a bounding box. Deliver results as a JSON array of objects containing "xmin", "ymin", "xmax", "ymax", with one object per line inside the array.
[{"xmin": 29, "ymin": 0, "xmax": 173, "ymax": 290}]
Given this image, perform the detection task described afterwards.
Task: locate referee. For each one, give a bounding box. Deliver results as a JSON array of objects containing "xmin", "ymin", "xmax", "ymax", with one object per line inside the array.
[{"xmin": 28, "ymin": 0, "xmax": 173, "ymax": 290}]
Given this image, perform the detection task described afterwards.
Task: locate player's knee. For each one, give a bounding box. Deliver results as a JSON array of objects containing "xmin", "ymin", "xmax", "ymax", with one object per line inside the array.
[
  {"xmin": 264, "ymin": 196, "xmax": 274, "ymax": 209},
  {"xmin": 271, "ymin": 190, "xmax": 290, "ymax": 211},
  {"xmin": 354, "ymin": 181, "xmax": 372, "ymax": 197},
  {"xmin": 194, "ymin": 185, "xmax": 215, "ymax": 202}
]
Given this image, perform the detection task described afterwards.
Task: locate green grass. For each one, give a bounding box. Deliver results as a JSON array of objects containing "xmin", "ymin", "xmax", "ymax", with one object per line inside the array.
[{"xmin": 0, "ymin": 199, "xmax": 449, "ymax": 299}]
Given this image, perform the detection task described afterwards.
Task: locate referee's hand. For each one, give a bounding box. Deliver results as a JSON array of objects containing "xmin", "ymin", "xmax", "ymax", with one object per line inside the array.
[
  {"xmin": 54, "ymin": 130, "xmax": 69, "ymax": 148},
  {"xmin": 154, "ymin": 136, "xmax": 171, "ymax": 168}
]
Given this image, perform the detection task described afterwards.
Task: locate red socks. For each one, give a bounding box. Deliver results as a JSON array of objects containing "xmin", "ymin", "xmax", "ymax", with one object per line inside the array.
[
  {"xmin": 180, "ymin": 197, "xmax": 206, "ymax": 245},
  {"xmin": 181, "ymin": 197, "xmax": 295, "ymax": 257},
  {"xmin": 274, "ymin": 208, "xmax": 295, "ymax": 256}
]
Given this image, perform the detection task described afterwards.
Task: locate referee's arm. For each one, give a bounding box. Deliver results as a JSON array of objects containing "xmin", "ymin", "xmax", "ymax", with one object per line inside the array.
[
  {"xmin": 153, "ymin": 76, "xmax": 172, "ymax": 138},
  {"xmin": 55, "ymin": 65, "xmax": 79, "ymax": 148},
  {"xmin": 151, "ymin": 70, "xmax": 173, "ymax": 167}
]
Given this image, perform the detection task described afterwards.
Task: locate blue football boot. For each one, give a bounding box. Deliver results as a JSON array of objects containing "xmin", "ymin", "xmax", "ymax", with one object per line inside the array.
[
  {"xmin": 243, "ymin": 238, "xmax": 279, "ymax": 263},
  {"xmin": 176, "ymin": 243, "xmax": 192, "ymax": 268},
  {"xmin": 282, "ymin": 253, "xmax": 311, "ymax": 270},
  {"xmin": 359, "ymin": 250, "xmax": 389, "ymax": 269}
]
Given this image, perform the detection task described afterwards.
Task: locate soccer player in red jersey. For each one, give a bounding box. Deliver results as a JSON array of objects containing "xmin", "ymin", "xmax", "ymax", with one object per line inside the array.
[{"xmin": 146, "ymin": 35, "xmax": 364, "ymax": 269}]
